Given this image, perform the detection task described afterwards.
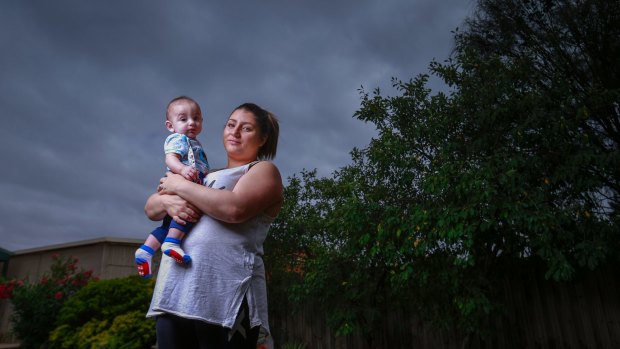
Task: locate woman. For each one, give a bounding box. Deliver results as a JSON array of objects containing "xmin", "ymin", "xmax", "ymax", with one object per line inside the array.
[{"xmin": 144, "ymin": 102, "xmax": 282, "ymax": 349}]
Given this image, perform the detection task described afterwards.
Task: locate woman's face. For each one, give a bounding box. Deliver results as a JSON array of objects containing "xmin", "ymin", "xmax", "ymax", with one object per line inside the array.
[{"xmin": 223, "ymin": 108, "xmax": 266, "ymax": 163}]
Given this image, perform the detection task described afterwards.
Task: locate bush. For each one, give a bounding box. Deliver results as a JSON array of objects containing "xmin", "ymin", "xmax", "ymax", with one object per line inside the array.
[
  {"xmin": 49, "ymin": 275, "xmax": 156, "ymax": 349},
  {"xmin": 5, "ymin": 254, "xmax": 95, "ymax": 349}
]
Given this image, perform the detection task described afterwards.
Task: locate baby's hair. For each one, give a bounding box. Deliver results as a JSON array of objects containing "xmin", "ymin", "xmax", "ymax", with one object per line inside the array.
[
  {"xmin": 166, "ymin": 96, "xmax": 201, "ymax": 120},
  {"xmin": 232, "ymin": 103, "xmax": 279, "ymax": 160}
]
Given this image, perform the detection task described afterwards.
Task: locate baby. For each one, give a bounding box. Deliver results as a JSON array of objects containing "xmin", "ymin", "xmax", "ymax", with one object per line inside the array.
[{"xmin": 135, "ymin": 96, "xmax": 210, "ymax": 278}]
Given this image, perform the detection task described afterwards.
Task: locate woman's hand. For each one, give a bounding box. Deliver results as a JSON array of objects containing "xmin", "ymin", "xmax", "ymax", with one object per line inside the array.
[
  {"xmin": 145, "ymin": 191, "xmax": 201, "ymax": 225},
  {"xmin": 157, "ymin": 172, "xmax": 187, "ymax": 195},
  {"xmin": 162, "ymin": 194, "xmax": 201, "ymax": 226}
]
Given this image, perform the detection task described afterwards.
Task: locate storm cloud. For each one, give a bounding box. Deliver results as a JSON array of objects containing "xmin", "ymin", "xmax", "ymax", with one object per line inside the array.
[{"xmin": 0, "ymin": 0, "xmax": 473, "ymax": 251}]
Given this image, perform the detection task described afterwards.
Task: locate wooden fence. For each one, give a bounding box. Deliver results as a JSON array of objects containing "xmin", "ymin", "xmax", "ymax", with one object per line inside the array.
[{"xmin": 269, "ymin": 266, "xmax": 620, "ymax": 348}]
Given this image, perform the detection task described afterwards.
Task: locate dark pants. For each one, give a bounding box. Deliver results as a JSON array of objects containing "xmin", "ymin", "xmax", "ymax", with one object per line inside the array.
[
  {"xmin": 150, "ymin": 215, "xmax": 195, "ymax": 244},
  {"xmin": 155, "ymin": 299, "xmax": 260, "ymax": 349}
]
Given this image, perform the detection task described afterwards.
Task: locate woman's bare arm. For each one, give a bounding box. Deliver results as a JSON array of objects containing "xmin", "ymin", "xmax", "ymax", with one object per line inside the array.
[
  {"xmin": 158, "ymin": 161, "xmax": 283, "ymax": 223},
  {"xmin": 144, "ymin": 192, "xmax": 201, "ymax": 224}
]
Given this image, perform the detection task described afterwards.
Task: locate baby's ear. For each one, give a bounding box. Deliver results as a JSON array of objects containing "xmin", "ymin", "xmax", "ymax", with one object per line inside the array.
[{"xmin": 165, "ymin": 120, "xmax": 175, "ymax": 132}]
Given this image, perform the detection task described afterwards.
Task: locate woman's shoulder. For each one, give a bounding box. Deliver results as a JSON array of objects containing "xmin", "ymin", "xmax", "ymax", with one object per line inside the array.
[
  {"xmin": 248, "ymin": 161, "xmax": 281, "ymax": 176},
  {"xmin": 243, "ymin": 161, "xmax": 283, "ymax": 217},
  {"xmin": 240, "ymin": 161, "xmax": 282, "ymax": 189}
]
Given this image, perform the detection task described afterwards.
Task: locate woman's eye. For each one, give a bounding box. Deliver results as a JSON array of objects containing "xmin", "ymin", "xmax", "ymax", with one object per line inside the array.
[{"xmin": 243, "ymin": 127, "xmax": 252, "ymax": 132}]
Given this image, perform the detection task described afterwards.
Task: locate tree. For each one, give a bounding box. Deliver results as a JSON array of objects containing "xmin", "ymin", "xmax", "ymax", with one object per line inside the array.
[
  {"xmin": 268, "ymin": 0, "xmax": 619, "ymax": 343},
  {"xmin": 443, "ymin": 0, "xmax": 620, "ymax": 279},
  {"xmin": 458, "ymin": 0, "xmax": 620, "ymax": 222}
]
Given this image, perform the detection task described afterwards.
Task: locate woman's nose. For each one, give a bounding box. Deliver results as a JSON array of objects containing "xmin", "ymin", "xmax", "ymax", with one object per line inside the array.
[{"xmin": 228, "ymin": 125, "xmax": 241, "ymax": 136}]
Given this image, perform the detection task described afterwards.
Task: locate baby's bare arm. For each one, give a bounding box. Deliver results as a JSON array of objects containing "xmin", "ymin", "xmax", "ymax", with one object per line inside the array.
[{"xmin": 165, "ymin": 153, "xmax": 197, "ymax": 181}]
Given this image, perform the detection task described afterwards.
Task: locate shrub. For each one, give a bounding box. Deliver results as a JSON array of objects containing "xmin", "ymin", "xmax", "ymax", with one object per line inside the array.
[
  {"xmin": 50, "ymin": 275, "xmax": 156, "ymax": 349},
  {"xmin": 6, "ymin": 254, "xmax": 95, "ymax": 349}
]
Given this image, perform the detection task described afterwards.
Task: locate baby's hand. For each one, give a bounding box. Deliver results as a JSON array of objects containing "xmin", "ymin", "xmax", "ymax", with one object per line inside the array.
[{"xmin": 180, "ymin": 166, "xmax": 198, "ymax": 182}]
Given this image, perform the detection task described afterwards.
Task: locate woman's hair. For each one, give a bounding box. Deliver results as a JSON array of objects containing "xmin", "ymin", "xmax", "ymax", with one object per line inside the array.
[{"xmin": 233, "ymin": 103, "xmax": 279, "ymax": 160}]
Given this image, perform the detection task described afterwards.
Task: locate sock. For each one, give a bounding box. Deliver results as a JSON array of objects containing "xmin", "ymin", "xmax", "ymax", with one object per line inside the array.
[
  {"xmin": 135, "ymin": 245, "xmax": 155, "ymax": 278},
  {"xmin": 162, "ymin": 237, "xmax": 191, "ymax": 265}
]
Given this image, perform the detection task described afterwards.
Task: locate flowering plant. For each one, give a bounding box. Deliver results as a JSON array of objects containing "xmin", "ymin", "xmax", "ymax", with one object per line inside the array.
[
  {"xmin": 2, "ymin": 254, "xmax": 96, "ymax": 348},
  {"xmin": 0, "ymin": 279, "xmax": 23, "ymax": 300}
]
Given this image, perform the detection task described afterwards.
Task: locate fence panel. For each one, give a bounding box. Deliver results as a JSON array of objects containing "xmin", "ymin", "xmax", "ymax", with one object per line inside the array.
[{"xmin": 269, "ymin": 268, "xmax": 620, "ymax": 348}]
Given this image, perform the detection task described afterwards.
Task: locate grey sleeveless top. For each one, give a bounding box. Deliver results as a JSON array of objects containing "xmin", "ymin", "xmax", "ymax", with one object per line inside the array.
[{"xmin": 147, "ymin": 162, "xmax": 274, "ymax": 336}]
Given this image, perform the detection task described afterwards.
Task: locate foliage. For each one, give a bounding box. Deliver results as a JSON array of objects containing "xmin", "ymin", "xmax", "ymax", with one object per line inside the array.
[
  {"xmin": 453, "ymin": 0, "xmax": 620, "ymax": 278},
  {"xmin": 268, "ymin": 0, "xmax": 619, "ymax": 344},
  {"xmin": 0, "ymin": 278, "xmax": 23, "ymax": 300},
  {"xmin": 6, "ymin": 254, "xmax": 95, "ymax": 349},
  {"xmin": 49, "ymin": 276, "xmax": 155, "ymax": 349}
]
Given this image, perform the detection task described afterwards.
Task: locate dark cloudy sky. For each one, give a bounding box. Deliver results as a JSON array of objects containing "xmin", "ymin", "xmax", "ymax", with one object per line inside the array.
[{"xmin": 1, "ymin": 1, "xmax": 473, "ymax": 251}]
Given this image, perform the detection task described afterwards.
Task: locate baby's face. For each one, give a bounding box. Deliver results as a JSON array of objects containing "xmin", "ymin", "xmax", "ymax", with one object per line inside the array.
[{"xmin": 166, "ymin": 100, "xmax": 203, "ymax": 138}]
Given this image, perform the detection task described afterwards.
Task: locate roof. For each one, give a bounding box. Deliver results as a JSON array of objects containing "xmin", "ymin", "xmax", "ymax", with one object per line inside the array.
[
  {"xmin": 10, "ymin": 237, "xmax": 143, "ymax": 256},
  {"xmin": 0, "ymin": 247, "xmax": 11, "ymax": 260}
]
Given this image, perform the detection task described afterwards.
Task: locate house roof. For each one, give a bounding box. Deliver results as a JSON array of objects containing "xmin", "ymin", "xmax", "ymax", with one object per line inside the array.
[
  {"xmin": 0, "ymin": 246, "xmax": 11, "ymax": 260},
  {"xmin": 10, "ymin": 237, "xmax": 143, "ymax": 256}
]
